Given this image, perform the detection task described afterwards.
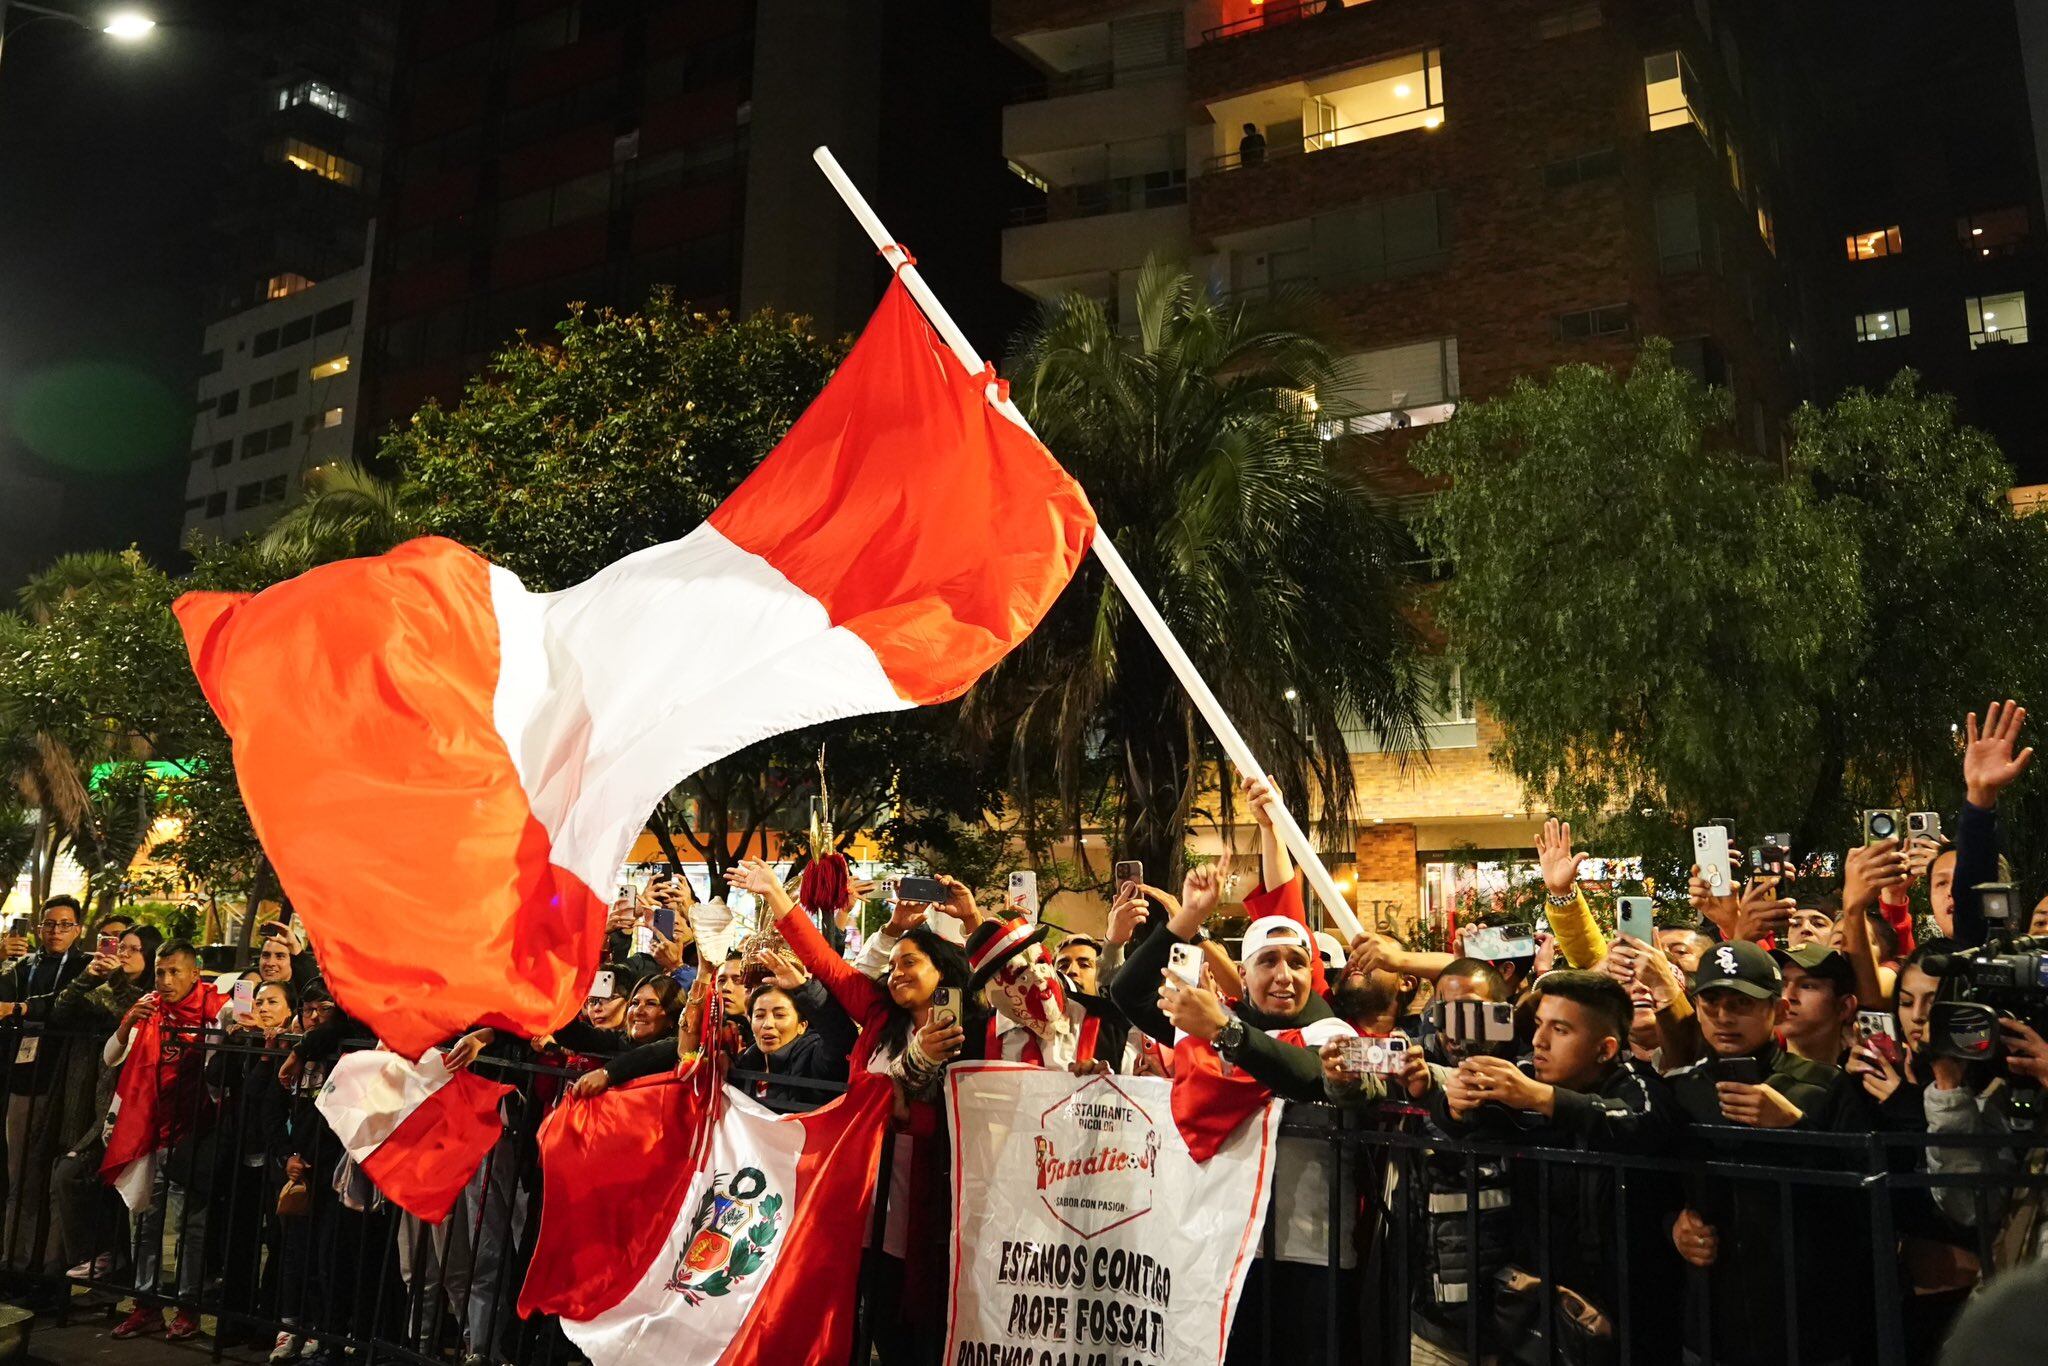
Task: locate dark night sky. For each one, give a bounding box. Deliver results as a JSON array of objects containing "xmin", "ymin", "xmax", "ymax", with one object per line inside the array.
[{"xmin": 0, "ymin": 2, "xmax": 235, "ymax": 593}]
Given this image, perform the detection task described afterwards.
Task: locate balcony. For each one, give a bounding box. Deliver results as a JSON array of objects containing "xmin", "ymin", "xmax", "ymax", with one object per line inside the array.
[
  {"xmin": 1199, "ymin": 0, "xmax": 1334, "ymax": 44},
  {"xmin": 1199, "ymin": 47, "xmax": 1444, "ymax": 173},
  {"xmin": 1003, "ymin": 201, "xmax": 1192, "ymax": 295},
  {"xmin": 1004, "ymin": 66, "xmax": 1185, "ymax": 165}
]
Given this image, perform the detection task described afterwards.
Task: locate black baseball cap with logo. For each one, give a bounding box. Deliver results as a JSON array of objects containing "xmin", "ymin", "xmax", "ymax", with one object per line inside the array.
[
  {"xmin": 1769, "ymin": 943, "xmax": 1857, "ymax": 993},
  {"xmin": 1688, "ymin": 940, "xmax": 1782, "ymax": 1000}
]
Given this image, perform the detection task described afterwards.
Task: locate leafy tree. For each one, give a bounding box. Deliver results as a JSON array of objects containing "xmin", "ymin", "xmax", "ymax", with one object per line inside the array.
[
  {"xmin": 1414, "ymin": 347, "xmax": 2048, "ymax": 876},
  {"xmin": 259, "ymin": 461, "xmax": 421, "ymax": 570},
  {"xmin": 991, "ymin": 261, "xmax": 1429, "ymax": 886},
  {"xmin": 389, "ymin": 291, "xmax": 845, "ymax": 590}
]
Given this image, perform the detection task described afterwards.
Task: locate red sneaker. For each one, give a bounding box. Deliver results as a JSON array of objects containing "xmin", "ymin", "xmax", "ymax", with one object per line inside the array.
[
  {"xmin": 111, "ymin": 1307, "xmax": 163, "ymax": 1340},
  {"xmin": 165, "ymin": 1311, "xmax": 202, "ymax": 1342}
]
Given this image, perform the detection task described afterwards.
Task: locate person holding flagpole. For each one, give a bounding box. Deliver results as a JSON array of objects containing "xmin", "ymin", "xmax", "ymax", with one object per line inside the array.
[{"xmin": 725, "ymin": 857, "xmax": 978, "ymax": 1366}]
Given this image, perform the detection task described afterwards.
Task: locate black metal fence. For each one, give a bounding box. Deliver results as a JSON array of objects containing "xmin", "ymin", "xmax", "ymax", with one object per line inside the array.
[{"xmin": 1, "ymin": 1018, "xmax": 2041, "ymax": 1366}]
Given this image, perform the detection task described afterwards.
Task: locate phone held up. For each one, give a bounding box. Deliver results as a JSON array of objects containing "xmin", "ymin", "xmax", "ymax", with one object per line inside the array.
[
  {"xmin": 1114, "ymin": 860, "xmax": 1144, "ymax": 892},
  {"xmin": 894, "ymin": 875, "xmax": 950, "ymax": 905},
  {"xmin": 1692, "ymin": 825, "xmax": 1734, "ymax": 897},
  {"xmin": 930, "ymin": 986, "xmax": 960, "ymax": 1030},
  {"xmin": 1007, "ymin": 871, "xmax": 1040, "ymax": 921},
  {"xmin": 1863, "ymin": 809, "xmax": 1905, "ymax": 845},
  {"xmin": 1615, "ymin": 895, "xmax": 1656, "ymax": 945},
  {"xmin": 1166, "ymin": 942, "xmax": 1204, "ymax": 988}
]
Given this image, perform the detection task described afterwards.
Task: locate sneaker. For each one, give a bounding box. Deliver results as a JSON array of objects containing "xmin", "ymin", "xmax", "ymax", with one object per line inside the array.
[
  {"xmin": 67, "ymin": 1259, "xmax": 94, "ymax": 1280},
  {"xmin": 271, "ymin": 1333, "xmax": 304, "ymax": 1363},
  {"xmin": 112, "ymin": 1307, "xmax": 163, "ymax": 1339},
  {"xmin": 166, "ymin": 1310, "xmax": 202, "ymax": 1342}
]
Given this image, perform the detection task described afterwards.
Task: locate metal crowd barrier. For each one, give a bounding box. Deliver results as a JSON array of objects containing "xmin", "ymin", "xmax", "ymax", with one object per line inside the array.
[{"xmin": 1, "ymin": 1019, "xmax": 2041, "ymax": 1366}]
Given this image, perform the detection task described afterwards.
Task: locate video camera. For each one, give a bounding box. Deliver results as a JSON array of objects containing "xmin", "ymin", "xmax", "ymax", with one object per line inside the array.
[{"xmin": 1923, "ymin": 931, "xmax": 2048, "ymax": 1065}]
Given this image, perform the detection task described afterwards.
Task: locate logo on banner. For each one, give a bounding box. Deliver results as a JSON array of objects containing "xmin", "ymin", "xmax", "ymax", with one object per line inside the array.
[
  {"xmin": 665, "ymin": 1167, "xmax": 784, "ymax": 1304},
  {"xmin": 1031, "ymin": 1074, "xmax": 1160, "ymax": 1237}
]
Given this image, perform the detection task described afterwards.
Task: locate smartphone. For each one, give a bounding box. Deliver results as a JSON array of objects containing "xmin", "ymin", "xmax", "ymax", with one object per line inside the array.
[
  {"xmin": 1713, "ymin": 1056, "xmax": 1766, "ymax": 1086},
  {"xmin": 1907, "ymin": 811, "xmax": 1942, "ymax": 842},
  {"xmin": 6, "ymin": 917, "xmax": 26, "ymax": 938},
  {"xmin": 1856, "ymin": 1011, "xmax": 1903, "ymax": 1067},
  {"xmin": 631, "ymin": 925, "xmax": 654, "ymax": 956},
  {"xmin": 1616, "ymin": 896, "xmax": 1656, "ymax": 944},
  {"xmin": 98, "ymin": 934, "xmax": 120, "ymax": 957},
  {"xmin": 930, "ymin": 986, "xmax": 960, "ymax": 1029},
  {"xmin": 1437, "ymin": 998, "xmax": 1517, "ymax": 1044},
  {"xmin": 1166, "ymin": 942, "xmax": 1204, "ymax": 987},
  {"xmin": 895, "ymin": 875, "xmax": 950, "ymax": 904},
  {"xmin": 1007, "ymin": 871, "xmax": 1040, "ymax": 921},
  {"xmin": 1332, "ymin": 1034, "xmax": 1368, "ymax": 1074},
  {"xmin": 1862, "ymin": 809, "xmax": 1904, "ymax": 845},
  {"xmin": 588, "ymin": 969, "xmax": 616, "ymax": 1003},
  {"xmin": 1114, "ymin": 860, "xmax": 1144, "ymax": 891},
  {"xmin": 1692, "ymin": 825, "xmax": 1733, "ymax": 897},
  {"xmin": 232, "ymin": 977, "xmax": 255, "ymax": 1014},
  {"xmin": 1360, "ymin": 1036, "xmax": 1410, "ymax": 1075},
  {"xmin": 650, "ymin": 903, "xmax": 676, "ymax": 939},
  {"xmin": 1463, "ymin": 926, "xmax": 1537, "ymax": 961}
]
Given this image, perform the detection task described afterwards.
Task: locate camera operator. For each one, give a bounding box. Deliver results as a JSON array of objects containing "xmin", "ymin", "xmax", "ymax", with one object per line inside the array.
[
  {"xmin": 1429, "ymin": 970, "xmax": 1682, "ymax": 1362},
  {"xmin": 1666, "ymin": 941, "xmax": 1874, "ymax": 1366}
]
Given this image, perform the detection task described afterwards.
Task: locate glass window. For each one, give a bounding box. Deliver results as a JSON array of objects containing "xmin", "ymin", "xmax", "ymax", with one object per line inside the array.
[
  {"xmin": 1966, "ymin": 292, "xmax": 2029, "ymax": 347},
  {"xmin": 235, "ymin": 482, "xmax": 263, "ymax": 510},
  {"xmin": 315, "ymin": 302, "xmax": 355, "ymax": 334},
  {"xmin": 211, "ymin": 441, "xmax": 231, "ymax": 467},
  {"xmin": 266, "ymin": 273, "xmax": 316, "ymax": 300},
  {"xmin": 1846, "ymin": 226, "xmax": 1903, "ymax": 261},
  {"xmin": 216, "ymin": 389, "xmax": 239, "ymax": 416},
  {"xmin": 1957, "ymin": 206, "xmax": 2028, "ymax": 259},
  {"xmin": 198, "ymin": 349, "xmax": 222, "ymax": 376},
  {"xmin": 249, "ymin": 377, "xmax": 273, "ymax": 406},
  {"xmin": 1756, "ymin": 193, "xmax": 1776, "ymax": 255},
  {"xmin": 277, "ymin": 80, "xmax": 355, "ymax": 121},
  {"xmin": 204, "ymin": 492, "xmax": 227, "ymax": 517},
  {"xmin": 1724, "ymin": 135, "xmax": 1745, "ymax": 202},
  {"xmin": 1556, "ymin": 305, "xmax": 1631, "ymax": 340},
  {"xmin": 268, "ymin": 421, "xmax": 292, "ymax": 447},
  {"xmin": 281, "ymin": 316, "xmax": 313, "ymax": 346},
  {"xmin": 1853, "ymin": 308, "xmax": 1909, "ymax": 341},
  {"xmin": 261, "ymin": 476, "xmax": 289, "ymax": 504},
  {"xmin": 1655, "ymin": 191, "xmax": 1705, "ymax": 273},
  {"xmin": 1645, "ymin": 52, "xmax": 1706, "ymax": 138},
  {"xmin": 1538, "ymin": 3, "xmax": 1602, "ymax": 39},
  {"xmin": 1309, "ymin": 190, "xmax": 1450, "ymax": 286},
  {"xmin": 252, "ymin": 328, "xmax": 279, "ymax": 356},
  {"xmin": 1283, "ymin": 47, "xmax": 1444, "ymax": 160},
  {"xmin": 1315, "ymin": 338, "xmax": 1461, "ymax": 435},
  {"xmin": 310, "ymin": 355, "xmax": 350, "ymax": 380},
  {"xmin": 279, "ymin": 138, "xmax": 364, "ymax": 189},
  {"xmin": 273, "ymin": 368, "xmax": 299, "ymax": 398},
  {"xmin": 1543, "ymin": 147, "xmax": 1619, "ymax": 188},
  {"xmin": 323, "ymin": 406, "xmax": 344, "ymax": 428}
]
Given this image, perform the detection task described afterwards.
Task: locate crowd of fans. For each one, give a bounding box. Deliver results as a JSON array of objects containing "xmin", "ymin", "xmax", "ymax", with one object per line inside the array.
[{"xmin": 0, "ymin": 701, "xmax": 2042, "ymax": 1366}]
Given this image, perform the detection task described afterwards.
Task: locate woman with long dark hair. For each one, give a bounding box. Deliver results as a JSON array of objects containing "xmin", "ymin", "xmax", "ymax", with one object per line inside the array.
[
  {"xmin": 725, "ymin": 858, "xmax": 980, "ymax": 1366},
  {"xmin": 733, "ymin": 948, "xmax": 857, "ymax": 1110}
]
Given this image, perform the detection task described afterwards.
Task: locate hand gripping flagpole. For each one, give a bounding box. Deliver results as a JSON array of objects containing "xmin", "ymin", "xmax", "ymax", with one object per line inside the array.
[{"xmin": 811, "ymin": 145, "xmax": 1368, "ymax": 944}]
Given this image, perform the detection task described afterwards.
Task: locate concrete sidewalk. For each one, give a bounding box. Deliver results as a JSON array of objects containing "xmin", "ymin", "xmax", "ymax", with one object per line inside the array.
[{"xmin": 13, "ymin": 1302, "xmax": 267, "ymax": 1366}]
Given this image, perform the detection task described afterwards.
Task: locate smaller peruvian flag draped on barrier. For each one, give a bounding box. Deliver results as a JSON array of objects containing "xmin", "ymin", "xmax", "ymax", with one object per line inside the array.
[
  {"xmin": 100, "ymin": 982, "xmax": 224, "ymax": 1210},
  {"xmin": 315, "ymin": 1050, "xmax": 513, "ymax": 1223},
  {"xmin": 173, "ymin": 278, "xmax": 1095, "ymax": 1060},
  {"xmin": 519, "ymin": 1069, "xmax": 893, "ymax": 1366}
]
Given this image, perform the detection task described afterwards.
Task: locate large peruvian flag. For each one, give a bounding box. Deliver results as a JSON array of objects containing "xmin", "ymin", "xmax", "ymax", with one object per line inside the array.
[
  {"xmin": 519, "ymin": 1070, "xmax": 894, "ymax": 1366},
  {"xmin": 315, "ymin": 1050, "xmax": 513, "ymax": 1222},
  {"xmin": 174, "ymin": 278, "xmax": 1095, "ymax": 1057}
]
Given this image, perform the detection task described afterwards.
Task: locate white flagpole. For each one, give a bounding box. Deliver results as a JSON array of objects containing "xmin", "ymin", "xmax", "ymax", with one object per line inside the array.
[{"xmin": 811, "ymin": 145, "xmax": 1368, "ymax": 945}]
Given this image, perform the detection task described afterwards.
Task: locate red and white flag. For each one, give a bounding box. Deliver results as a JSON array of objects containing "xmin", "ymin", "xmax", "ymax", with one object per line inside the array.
[
  {"xmin": 315, "ymin": 1050, "xmax": 513, "ymax": 1223},
  {"xmin": 100, "ymin": 981, "xmax": 224, "ymax": 1210},
  {"xmin": 174, "ymin": 278, "xmax": 1096, "ymax": 1057},
  {"xmin": 518, "ymin": 1069, "xmax": 893, "ymax": 1366}
]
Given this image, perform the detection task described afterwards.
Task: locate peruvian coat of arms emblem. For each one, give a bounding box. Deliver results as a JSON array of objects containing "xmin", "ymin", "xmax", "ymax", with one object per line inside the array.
[{"xmin": 664, "ymin": 1167, "xmax": 784, "ymax": 1304}]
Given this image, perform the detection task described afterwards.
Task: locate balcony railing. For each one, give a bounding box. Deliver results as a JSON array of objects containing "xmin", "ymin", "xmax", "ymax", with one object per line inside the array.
[
  {"xmin": 1006, "ymin": 172, "xmax": 1189, "ymax": 226},
  {"xmin": 1200, "ymin": 0, "xmax": 1332, "ymax": 44},
  {"xmin": 1009, "ymin": 58, "xmax": 1183, "ymax": 103},
  {"xmin": 1208, "ymin": 102, "xmax": 1444, "ymax": 172}
]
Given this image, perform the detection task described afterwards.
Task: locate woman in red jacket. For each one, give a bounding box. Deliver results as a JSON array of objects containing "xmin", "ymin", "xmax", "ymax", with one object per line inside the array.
[{"xmin": 725, "ymin": 858, "xmax": 980, "ymax": 1366}]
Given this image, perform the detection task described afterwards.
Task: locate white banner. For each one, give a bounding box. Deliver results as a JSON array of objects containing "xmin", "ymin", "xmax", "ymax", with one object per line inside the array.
[{"xmin": 943, "ymin": 1062, "xmax": 1279, "ymax": 1366}]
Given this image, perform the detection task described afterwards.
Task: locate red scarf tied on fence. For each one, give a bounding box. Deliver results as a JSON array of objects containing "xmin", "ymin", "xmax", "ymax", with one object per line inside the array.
[{"xmin": 100, "ymin": 981, "xmax": 224, "ymax": 1210}]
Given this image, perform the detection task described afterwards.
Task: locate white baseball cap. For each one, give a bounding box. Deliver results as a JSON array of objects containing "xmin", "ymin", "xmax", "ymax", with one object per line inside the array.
[
  {"xmin": 1312, "ymin": 932, "xmax": 1346, "ymax": 972},
  {"xmin": 1239, "ymin": 916, "xmax": 1315, "ymax": 965}
]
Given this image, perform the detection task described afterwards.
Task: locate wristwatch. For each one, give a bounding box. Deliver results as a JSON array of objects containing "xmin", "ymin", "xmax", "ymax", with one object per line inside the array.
[{"xmin": 1214, "ymin": 1016, "xmax": 1248, "ymax": 1056}]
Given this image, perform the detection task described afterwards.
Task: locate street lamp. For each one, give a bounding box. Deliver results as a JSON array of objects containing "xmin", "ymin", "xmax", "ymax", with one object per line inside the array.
[{"xmin": 0, "ymin": 3, "xmax": 155, "ymax": 79}]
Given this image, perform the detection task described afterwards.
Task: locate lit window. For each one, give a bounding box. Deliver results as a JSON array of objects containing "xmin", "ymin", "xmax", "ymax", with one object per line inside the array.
[
  {"xmin": 277, "ymin": 81, "xmax": 354, "ymax": 121},
  {"xmin": 322, "ymin": 406, "xmax": 344, "ymax": 428},
  {"xmin": 1846, "ymin": 226, "xmax": 1902, "ymax": 261},
  {"xmin": 1755, "ymin": 193, "xmax": 1776, "ymax": 255},
  {"xmin": 266, "ymin": 273, "xmax": 316, "ymax": 300},
  {"xmin": 1853, "ymin": 309, "xmax": 1910, "ymax": 341},
  {"xmin": 309, "ymin": 355, "xmax": 350, "ymax": 380},
  {"xmin": 1724, "ymin": 136, "xmax": 1745, "ymax": 202},
  {"xmin": 1956, "ymin": 206, "xmax": 2028, "ymax": 259},
  {"xmin": 1966, "ymin": 292, "xmax": 2029, "ymax": 347},
  {"xmin": 279, "ymin": 138, "xmax": 363, "ymax": 188},
  {"xmin": 1006, "ymin": 159, "xmax": 1048, "ymax": 193},
  {"xmin": 1644, "ymin": 52, "xmax": 1706, "ymax": 138},
  {"xmin": 1295, "ymin": 48, "xmax": 1446, "ymax": 155},
  {"xmin": 1314, "ymin": 338, "xmax": 1461, "ymax": 436}
]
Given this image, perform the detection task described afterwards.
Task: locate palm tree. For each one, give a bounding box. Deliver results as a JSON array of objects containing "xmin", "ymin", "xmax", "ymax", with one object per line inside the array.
[
  {"xmin": 17, "ymin": 549, "xmax": 149, "ymax": 622},
  {"xmin": 260, "ymin": 461, "xmax": 420, "ymax": 571},
  {"xmin": 984, "ymin": 261, "xmax": 1429, "ymax": 886}
]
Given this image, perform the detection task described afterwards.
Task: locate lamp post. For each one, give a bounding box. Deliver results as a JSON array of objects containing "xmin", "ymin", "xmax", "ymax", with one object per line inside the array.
[{"xmin": 0, "ymin": 4, "xmax": 154, "ymax": 80}]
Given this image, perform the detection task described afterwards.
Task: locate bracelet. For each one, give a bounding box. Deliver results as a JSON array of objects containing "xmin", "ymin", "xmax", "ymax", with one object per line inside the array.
[{"xmin": 1545, "ymin": 889, "xmax": 1577, "ymax": 907}]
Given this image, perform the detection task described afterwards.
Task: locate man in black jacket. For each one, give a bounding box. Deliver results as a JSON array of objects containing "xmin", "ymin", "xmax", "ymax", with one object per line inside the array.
[
  {"xmin": 1666, "ymin": 940, "xmax": 1873, "ymax": 1366},
  {"xmin": 1431, "ymin": 970, "xmax": 1683, "ymax": 1362},
  {"xmin": 0, "ymin": 894, "xmax": 89, "ymax": 1290}
]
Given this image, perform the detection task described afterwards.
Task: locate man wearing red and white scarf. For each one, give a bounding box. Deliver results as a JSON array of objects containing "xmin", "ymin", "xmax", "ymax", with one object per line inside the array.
[
  {"xmin": 962, "ymin": 915, "xmax": 1106, "ymax": 1072},
  {"xmin": 1109, "ymin": 863, "xmax": 1359, "ymax": 1366},
  {"xmin": 99, "ymin": 941, "xmax": 230, "ymax": 1341}
]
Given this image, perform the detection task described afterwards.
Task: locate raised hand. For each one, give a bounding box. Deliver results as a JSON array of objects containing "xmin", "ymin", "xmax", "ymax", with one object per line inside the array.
[
  {"xmin": 1731, "ymin": 877, "xmax": 1796, "ymax": 943},
  {"xmin": 1535, "ymin": 818, "xmax": 1587, "ymax": 898},
  {"xmin": 1241, "ymin": 774, "xmax": 1281, "ymax": 830},
  {"xmin": 1106, "ymin": 885, "xmax": 1148, "ymax": 947},
  {"xmin": 935, "ymin": 875, "xmax": 984, "ymax": 930},
  {"xmin": 1964, "ymin": 700, "xmax": 2034, "ymax": 807},
  {"xmin": 1842, "ymin": 838, "xmax": 1907, "ymax": 913},
  {"xmin": 727, "ymin": 859, "xmax": 795, "ymax": 916},
  {"xmin": 1180, "ymin": 864, "xmax": 1221, "ymax": 923}
]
